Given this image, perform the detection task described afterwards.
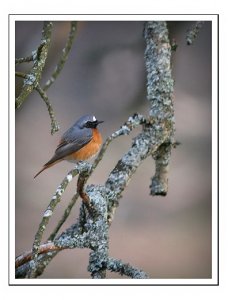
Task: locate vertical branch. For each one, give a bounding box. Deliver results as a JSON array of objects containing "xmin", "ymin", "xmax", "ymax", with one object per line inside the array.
[
  {"xmin": 186, "ymin": 21, "xmax": 204, "ymax": 45},
  {"xmin": 144, "ymin": 21, "xmax": 175, "ymax": 196},
  {"xmin": 150, "ymin": 143, "xmax": 171, "ymax": 196},
  {"xmin": 86, "ymin": 186, "xmax": 109, "ymax": 279}
]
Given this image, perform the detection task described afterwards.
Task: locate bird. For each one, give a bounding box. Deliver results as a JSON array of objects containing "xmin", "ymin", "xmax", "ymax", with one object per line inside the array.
[{"xmin": 34, "ymin": 115, "xmax": 103, "ymax": 178}]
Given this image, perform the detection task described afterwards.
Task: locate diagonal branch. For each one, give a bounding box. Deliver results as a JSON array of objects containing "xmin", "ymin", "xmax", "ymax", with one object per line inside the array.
[
  {"xmin": 27, "ymin": 163, "xmax": 86, "ymax": 278},
  {"xmin": 43, "ymin": 21, "xmax": 77, "ymax": 91},
  {"xmin": 15, "ymin": 242, "xmax": 63, "ymax": 269},
  {"xmin": 15, "ymin": 22, "xmax": 53, "ymax": 109},
  {"xmin": 48, "ymin": 193, "xmax": 79, "ymax": 241},
  {"xmin": 15, "ymin": 54, "xmax": 34, "ymax": 65}
]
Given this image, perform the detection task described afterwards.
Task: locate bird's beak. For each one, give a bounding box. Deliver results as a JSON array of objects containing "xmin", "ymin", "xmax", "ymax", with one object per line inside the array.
[{"xmin": 97, "ymin": 120, "xmax": 104, "ymax": 125}]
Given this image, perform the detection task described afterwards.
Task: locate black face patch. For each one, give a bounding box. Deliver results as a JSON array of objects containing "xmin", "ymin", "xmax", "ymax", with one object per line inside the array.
[
  {"xmin": 85, "ymin": 120, "xmax": 103, "ymax": 129},
  {"xmin": 84, "ymin": 121, "xmax": 97, "ymax": 128}
]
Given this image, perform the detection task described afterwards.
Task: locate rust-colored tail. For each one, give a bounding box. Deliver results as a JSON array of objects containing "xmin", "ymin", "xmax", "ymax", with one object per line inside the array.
[{"xmin": 34, "ymin": 160, "xmax": 61, "ymax": 178}]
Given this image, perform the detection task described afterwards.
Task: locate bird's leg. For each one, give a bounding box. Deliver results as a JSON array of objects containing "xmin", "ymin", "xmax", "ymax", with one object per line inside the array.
[{"xmin": 77, "ymin": 173, "xmax": 94, "ymax": 215}]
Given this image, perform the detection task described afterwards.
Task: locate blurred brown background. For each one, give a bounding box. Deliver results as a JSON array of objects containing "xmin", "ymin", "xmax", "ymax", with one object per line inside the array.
[{"xmin": 15, "ymin": 21, "xmax": 212, "ymax": 279}]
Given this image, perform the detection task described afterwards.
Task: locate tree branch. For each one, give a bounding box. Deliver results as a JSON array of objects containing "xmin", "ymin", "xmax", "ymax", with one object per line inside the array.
[
  {"xmin": 27, "ymin": 162, "xmax": 87, "ymax": 278},
  {"xmin": 35, "ymin": 84, "xmax": 60, "ymax": 135},
  {"xmin": 144, "ymin": 21, "xmax": 175, "ymax": 196},
  {"xmin": 107, "ymin": 257, "xmax": 149, "ymax": 279},
  {"xmin": 43, "ymin": 21, "xmax": 77, "ymax": 91},
  {"xmin": 15, "ymin": 71, "xmax": 27, "ymax": 79},
  {"xmin": 15, "ymin": 242, "xmax": 62, "ymax": 269},
  {"xmin": 15, "ymin": 54, "xmax": 34, "ymax": 65},
  {"xmin": 16, "ymin": 243, "xmax": 149, "ymax": 279},
  {"xmin": 150, "ymin": 142, "xmax": 171, "ymax": 195},
  {"xmin": 15, "ymin": 22, "xmax": 53, "ymax": 109},
  {"xmin": 48, "ymin": 193, "xmax": 79, "ymax": 241},
  {"xmin": 15, "ymin": 22, "xmax": 78, "ymax": 136},
  {"xmin": 186, "ymin": 21, "xmax": 204, "ymax": 45}
]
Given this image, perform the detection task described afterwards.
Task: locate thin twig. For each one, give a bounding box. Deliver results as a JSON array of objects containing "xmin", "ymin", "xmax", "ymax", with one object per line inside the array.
[
  {"xmin": 92, "ymin": 113, "xmax": 146, "ymax": 172},
  {"xmin": 43, "ymin": 21, "xmax": 77, "ymax": 91},
  {"xmin": 35, "ymin": 84, "xmax": 60, "ymax": 135},
  {"xmin": 28, "ymin": 165, "xmax": 81, "ymax": 278},
  {"xmin": 15, "ymin": 242, "xmax": 63, "ymax": 269},
  {"xmin": 15, "ymin": 71, "xmax": 27, "ymax": 79},
  {"xmin": 48, "ymin": 193, "xmax": 79, "ymax": 241},
  {"xmin": 15, "ymin": 54, "xmax": 34, "ymax": 65}
]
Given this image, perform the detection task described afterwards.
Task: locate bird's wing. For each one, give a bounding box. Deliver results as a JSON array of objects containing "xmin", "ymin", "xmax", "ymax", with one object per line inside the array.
[{"xmin": 45, "ymin": 127, "xmax": 92, "ymax": 166}]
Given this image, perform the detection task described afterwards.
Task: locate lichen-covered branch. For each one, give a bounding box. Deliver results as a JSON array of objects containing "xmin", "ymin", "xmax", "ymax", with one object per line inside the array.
[
  {"xmin": 43, "ymin": 21, "xmax": 77, "ymax": 91},
  {"xmin": 16, "ymin": 244, "xmax": 149, "ymax": 279},
  {"xmin": 144, "ymin": 21, "xmax": 175, "ymax": 196},
  {"xmin": 15, "ymin": 22, "xmax": 53, "ymax": 109},
  {"xmin": 28, "ymin": 162, "xmax": 89, "ymax": 278},
  {"xmin": 186, "ymin": 21, "xmax": 204, "ymax": 45},
  {"xmin": 15, "ymin": 54, "xmax": 34, "ymax": 65},
  {"xmin": 85, "ymin": 186, "xmax": 109, "ymax": 279},
  {"xmin": 107, "ymin": 257, "xmax": 149, "ymax": 279},
  {"xmin": 16, "ymin": 186, "xmax": 149, "ymax": 279},
  {"xmin": 92, "ymin": 113, "xmax": 146, "ymax": 172},
  {"xmin": 150, "ymin": 142, "xmax": 171, "ymax": 195}
]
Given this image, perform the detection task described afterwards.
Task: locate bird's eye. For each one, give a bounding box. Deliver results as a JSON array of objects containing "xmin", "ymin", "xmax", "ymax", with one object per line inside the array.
[
  {"xmin": 85, "ymin": 121, "xmax": 94, "ymax": 128},
  {"xmin": 85, "ymin": 120, "xmax": 98, "ymax": 128}
]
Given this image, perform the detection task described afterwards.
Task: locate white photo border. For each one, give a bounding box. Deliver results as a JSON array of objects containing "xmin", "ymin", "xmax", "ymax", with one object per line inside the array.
[{"xmin": 9, "ymin": 14, "xmax": 218, "ymax": 286}]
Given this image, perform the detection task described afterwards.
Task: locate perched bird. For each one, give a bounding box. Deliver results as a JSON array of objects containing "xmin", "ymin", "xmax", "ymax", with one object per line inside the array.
[{"xmin": 34, "ymin": 115, "xmax": 103, "ymax": 178}]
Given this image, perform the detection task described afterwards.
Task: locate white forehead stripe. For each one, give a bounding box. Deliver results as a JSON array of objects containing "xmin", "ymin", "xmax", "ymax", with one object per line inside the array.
[{"xmin": 92, "ymin": 116, "xmax": 97, "ymax": 121}]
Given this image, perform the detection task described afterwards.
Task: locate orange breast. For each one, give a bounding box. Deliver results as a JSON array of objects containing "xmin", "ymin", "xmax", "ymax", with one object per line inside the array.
[{"xmin": 65, "ymin": 128, "xmax": 102, "ymax": 161}]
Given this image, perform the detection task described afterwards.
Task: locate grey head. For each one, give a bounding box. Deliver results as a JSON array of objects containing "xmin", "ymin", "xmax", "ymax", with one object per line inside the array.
[{"xmin": 75, "ymin": 115, "xmax": 104, "ymax": 129}]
